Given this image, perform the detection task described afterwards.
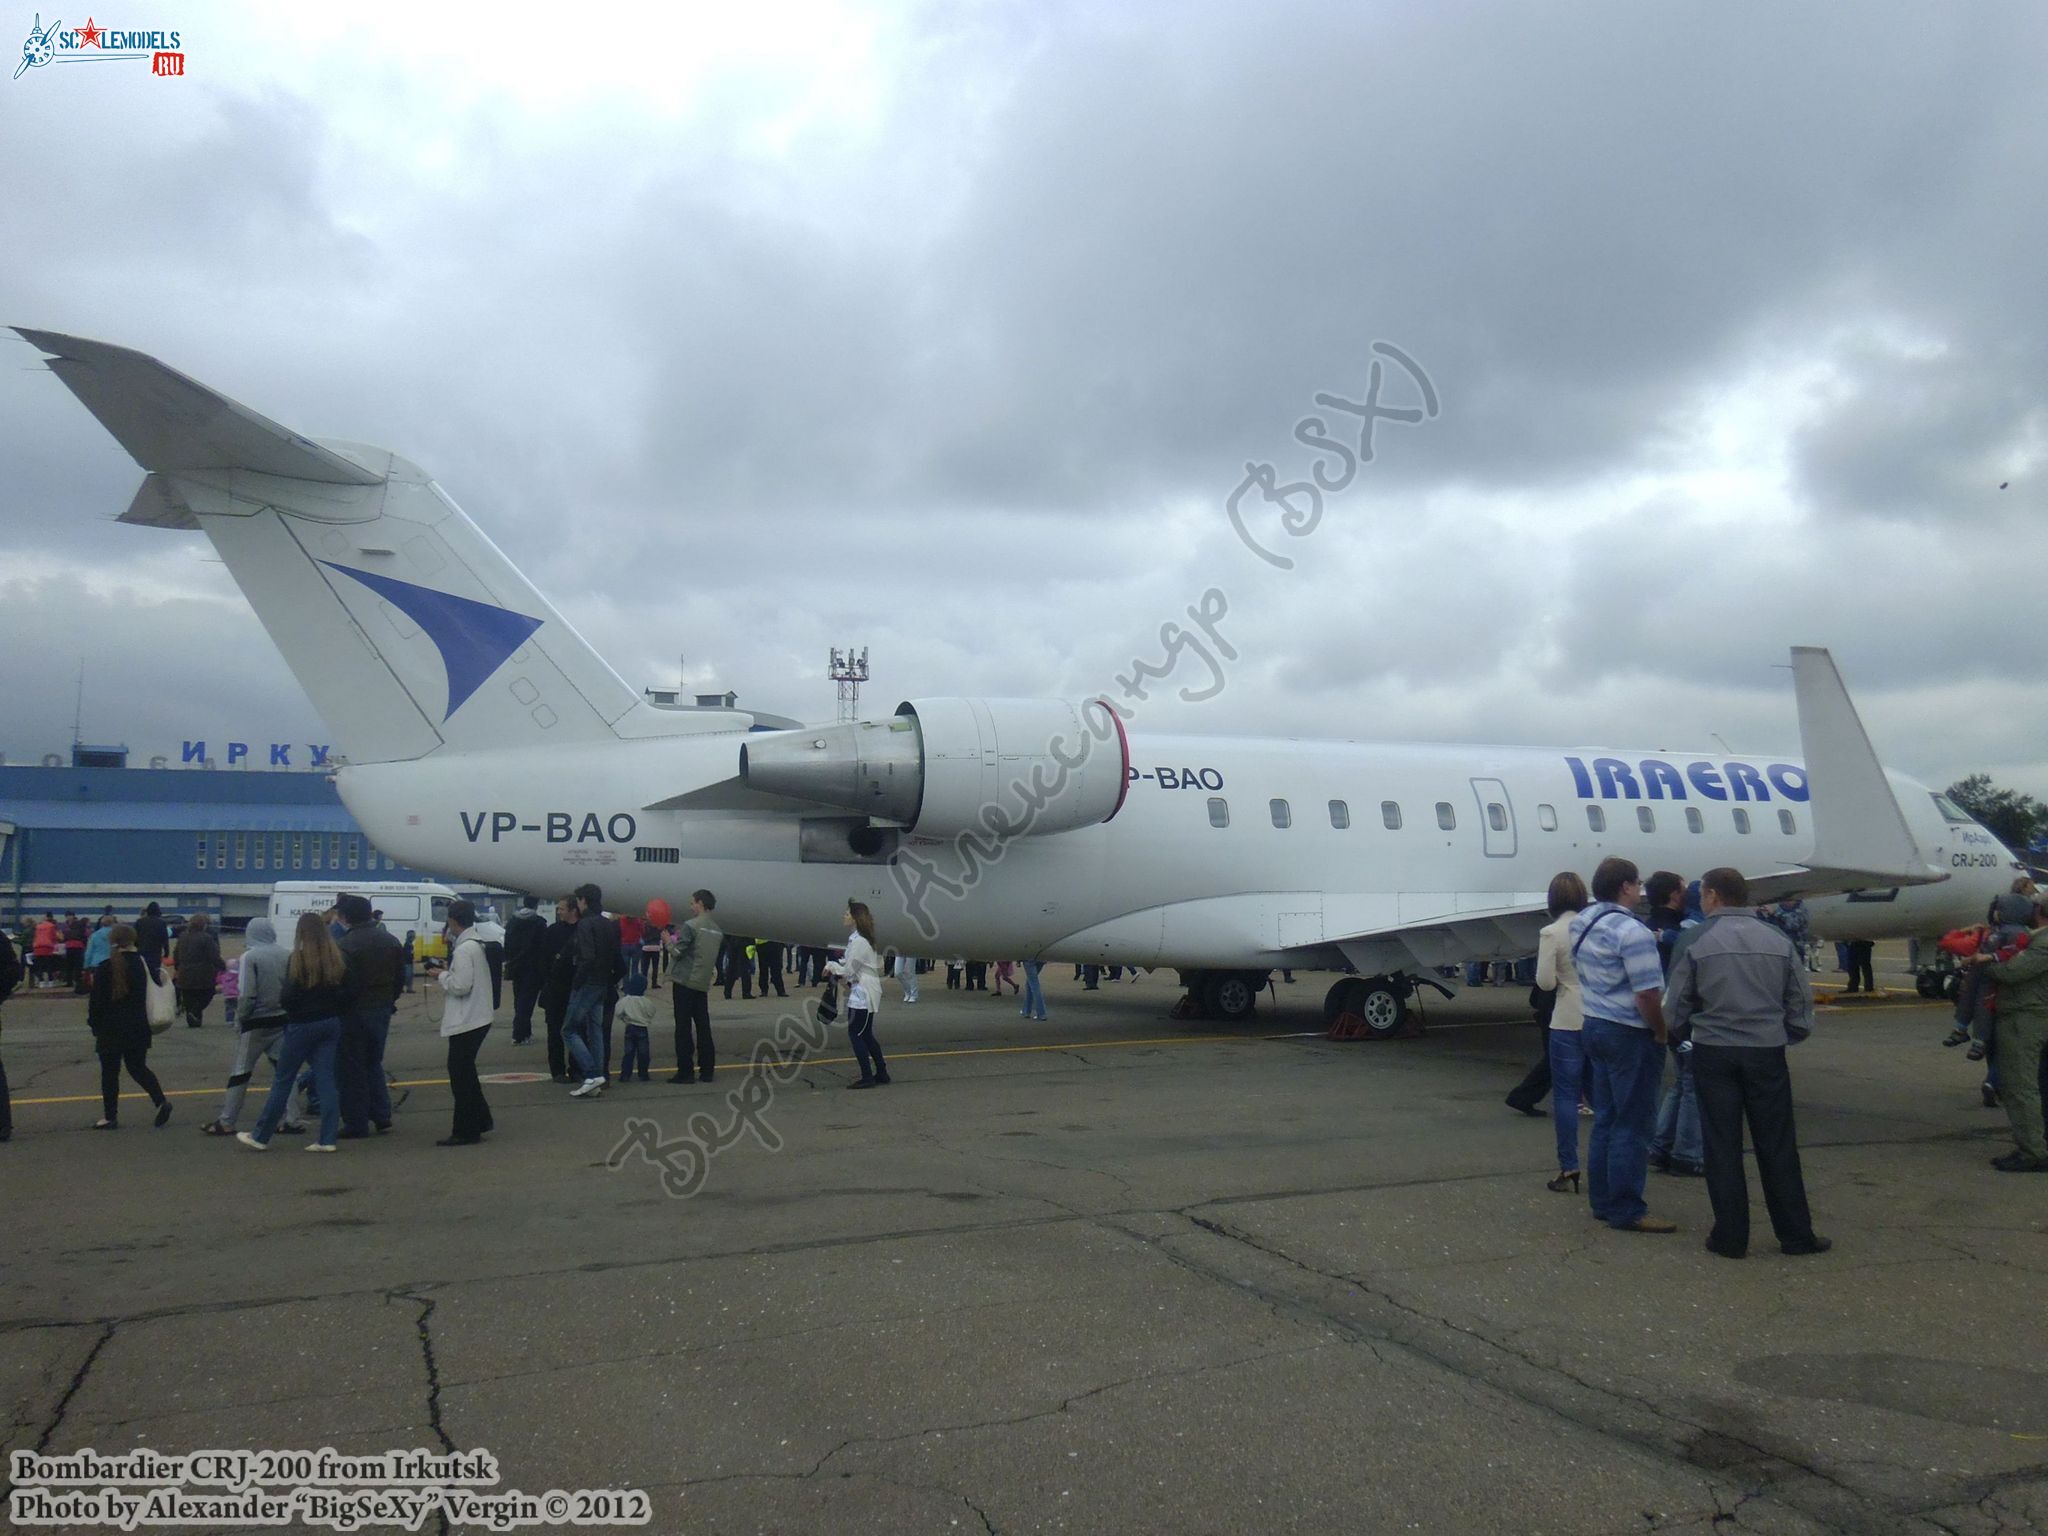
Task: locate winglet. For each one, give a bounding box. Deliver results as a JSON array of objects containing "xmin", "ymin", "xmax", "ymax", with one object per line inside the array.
[
  {"xmin": 1789, "ymin": 646, "xmax": 1940, "ymax": 886},
  {"xmin": 14, "ymin": 328, "xmax": 383, "ymax": 487}
]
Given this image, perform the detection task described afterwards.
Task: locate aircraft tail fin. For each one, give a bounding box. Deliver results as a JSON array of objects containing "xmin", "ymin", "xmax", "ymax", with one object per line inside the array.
[
  {"xmin": 1781, "ymin": 645, "xmax": 1944, "ymax": 892},
  {"xmin": 19, "ymin": 328, "xmax": 665, "ymax": 764}
]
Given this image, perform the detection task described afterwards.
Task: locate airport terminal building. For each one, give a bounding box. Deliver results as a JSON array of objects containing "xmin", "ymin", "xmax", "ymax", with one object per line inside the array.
[{"xmin": 0, "ymin": 746, "xmax": 456, "ymax": 926}]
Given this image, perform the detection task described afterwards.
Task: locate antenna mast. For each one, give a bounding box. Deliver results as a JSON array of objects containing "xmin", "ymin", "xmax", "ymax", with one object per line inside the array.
[{"xmin": 828, "ymin": 646, "xmax": 870, "ymax": 723}]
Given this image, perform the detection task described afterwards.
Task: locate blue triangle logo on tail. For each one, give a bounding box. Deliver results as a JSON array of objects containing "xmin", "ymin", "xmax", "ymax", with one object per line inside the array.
[{"xmin": 322, "ymin": 562, "xmax": 545, "ymax": 722}]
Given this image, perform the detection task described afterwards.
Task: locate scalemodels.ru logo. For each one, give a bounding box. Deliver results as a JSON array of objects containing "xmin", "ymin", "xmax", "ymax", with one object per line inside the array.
[{"xmin": 14, "ymin": 13, "xmax": 185, "ymax": 79}]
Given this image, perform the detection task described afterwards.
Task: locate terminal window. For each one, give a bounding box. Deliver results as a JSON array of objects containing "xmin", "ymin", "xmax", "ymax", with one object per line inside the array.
[
  {"xmin": 1270, "ymin": 798, "xmax": 1291, "ymax": 829},
  {"xmin": 273, "ymin": 834, "xmax": 286, "ymax": 867},
  {"xmin": 328, "ymin": 834, "xmax": 342, "ymax": 866},
  {"xmin": 1587, "ymin": 805, "xmax": 1606, "ymax": 832},
  {"xmin": 1686, "ymin": 807, "xmax": 1704, "ymax": 833},
  {"xmin": 1435, "ymin": 802, "xmax": 1455, "ymax": 831},
  {"xmin": 234, "ymin": 834, "xmax": 247, "ymax": 869},
  {"xmin": 1637, "ymin": 806, "xmax": 1655, "ymax": 833},
  {"xmin": 1328, "ymin": 799, "xmax": 1350, "ymax": 829},
  {"xmin": 253, "ymin": 837, "xmax": 265, "ymax": 870},
  {"xmin": 195, "ymin": 835, "xmax": 207, "ymax": 870},
  {"xmin": 1381, "ymin": 801, "xmax": 1401, "ymax": 830},
  {"xmin": 1207, "ymin": 797, "xmax": 1229, "ymax": 828},
  {"xmin": 215, "ymin": 837, "xmax": 227, "ymax": 869},
  {"xmin": 1733, "ymin": 809, "xmax": 1752, "ymax": 834},
  {"xmin": 1778, "ymin": 810, "xmax": 1796, "ymax": 835},
  {"xmin": 346, "ymin": 837, "xmax": 360, "ymax": 868},
  {"xmin": 1537, "ymin": 803, "xmax": 1557, "ymax": 831},
  {"xmin": 291, "ymin": 835, "xmax": 304, "ymax": 868}
]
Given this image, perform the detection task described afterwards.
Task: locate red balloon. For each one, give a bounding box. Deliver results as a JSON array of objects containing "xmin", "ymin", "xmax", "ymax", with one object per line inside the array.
[{"xmin": 644, "ymin": 898, "xmax": 673, "ymax": 928}]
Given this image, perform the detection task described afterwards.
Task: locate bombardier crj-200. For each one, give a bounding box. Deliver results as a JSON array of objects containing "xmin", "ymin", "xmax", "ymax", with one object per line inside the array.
[{"xmin": 20, "ymin": 329, "xmax": 2029, "ymax": 1033}]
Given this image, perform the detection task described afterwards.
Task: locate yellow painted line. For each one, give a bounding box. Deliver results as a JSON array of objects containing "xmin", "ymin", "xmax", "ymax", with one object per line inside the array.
[{"xmin": 11, "ymin": 1033, "xmax": 1269, "ymax": 1108}]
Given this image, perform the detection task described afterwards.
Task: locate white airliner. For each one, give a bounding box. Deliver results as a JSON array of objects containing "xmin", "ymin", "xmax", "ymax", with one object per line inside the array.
[{"xmin": 19, "ymin": 329, "xmax": 2026, "ymax": 1030}]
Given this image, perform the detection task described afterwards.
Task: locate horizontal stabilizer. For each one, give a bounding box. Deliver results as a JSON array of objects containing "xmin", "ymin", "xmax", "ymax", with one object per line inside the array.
[{"xmin": 15, "ymin": 328, "xmax": 383, "ymax": 486}]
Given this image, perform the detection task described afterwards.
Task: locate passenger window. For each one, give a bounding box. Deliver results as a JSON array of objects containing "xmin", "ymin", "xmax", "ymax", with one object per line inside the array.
[
  {"xmin": 1487, "ymin": 803, "xmax": 1507, "ymax": 832},
  {"xmin": 1329, "ymin": 800, "xmax": 1350, "ymax": 829},
  {"xmin": 1637, "ymin": 806, "xmax": 1655, "ymax": 833},
  {"xmin": 1685, "ymin": 807, "xmax": 1703, "ymax": 834},
  {"xmin": 1587, "ymin": 806, "xmax": 1606, "ymax": 833},
  {"xmin": 1778, "ymin": 809, "xmax": 1796, "ymax": 835},
  {"xmin": 1733, "ymin": 809, "xmax": 1751, "ymax": 834},
  {"xmin": 1381, "ymin": 801, "xmax": 1402, "ymax": 830},
  {"xmin": 1207, "ymin": 796, "xmax": 1229, "ymax": 828},
  {"xmin": 1436, "ymin": 802, "xmax": 1456, "ymax": 830},
  {"xmin": 1270, "ymin": 798, "xmax": 1292, "ymax": 829},
  {"xmin": 1537, "ymin": 803, "xmax": 1557, "ymax": 831}
]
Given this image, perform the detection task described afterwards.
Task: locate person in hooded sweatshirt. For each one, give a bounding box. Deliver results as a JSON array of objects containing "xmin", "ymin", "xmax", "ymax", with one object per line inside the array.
[
  {"xmin": 202, "ymin": 916, "xmax": 293, "ymax": 1136},
  {"xmin": 238, "ymin": 914, "xmax": 354, "ymax": 1153}
]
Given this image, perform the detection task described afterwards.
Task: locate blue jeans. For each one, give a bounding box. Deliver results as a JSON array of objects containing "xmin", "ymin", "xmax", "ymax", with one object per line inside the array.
[
  {"xmin": 251, "ymin": 1016, "xmax": 341, "ymax": 1146},
  {"xmin": 621, "ymin": 1024, "xmax": 650, "ymax": 1079},
  {"xmin": 1583, "ymin": 1016, "xmax": 1665, "ymax": 1227},
  {"xmin": 338, "ymin": 1004, "xmax": 394, "ymax": 1135},
  {"xmin": 1547, "ymin": 1027, "xmax": 1587, "ymax": 1173},
  {"xmin": 1021, "ymin": 961, "xmax": 1046, "ymax": 1019},
  {"xmin": 564, "ymin": 984, "xmax": 606, "ymax": 1080},
  {"xmin": 1650, "ymin": 1044, "xmax": 1702, "ymax": 1166}
]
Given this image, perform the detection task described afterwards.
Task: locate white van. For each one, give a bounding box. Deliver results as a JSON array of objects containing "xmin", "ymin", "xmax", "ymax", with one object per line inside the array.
[{"xmin": 268, "ymin": 880, "xmax": 459, "ymax": 958}]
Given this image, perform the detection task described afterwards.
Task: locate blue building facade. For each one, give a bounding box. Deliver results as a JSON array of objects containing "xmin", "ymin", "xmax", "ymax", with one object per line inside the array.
[{"xmin": 0, "ymin": 761, "xmax": 451, "ymax": 925}]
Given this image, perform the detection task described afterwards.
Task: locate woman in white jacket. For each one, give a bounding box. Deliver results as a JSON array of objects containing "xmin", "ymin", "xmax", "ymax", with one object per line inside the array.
[
  {"xmin": 432, "ymin": 899, "xmax": 496, "ymax": 1144},
  {"xmin": 825, "ymin": 900, "xmax": 892, "ymax": 1089},
  {"xmin": 1533, "ymin": 871, "xmax": 1590, "ymax": 1193}
]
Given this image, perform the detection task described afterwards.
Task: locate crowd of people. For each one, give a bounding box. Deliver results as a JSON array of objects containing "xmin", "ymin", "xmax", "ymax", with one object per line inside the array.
[
  {"xmin": 4, "ymin": 870, "xmax": 2045, "ymax": 1212},
  {"xmin": 1503, "ymin": 858, "xmax": 2048, "ymax": 1253}
]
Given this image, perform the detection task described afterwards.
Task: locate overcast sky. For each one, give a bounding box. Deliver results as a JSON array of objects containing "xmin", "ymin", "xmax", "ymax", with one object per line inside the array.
[{"xmin": 2, "ymin": 1, "xmax": 2041, "ymax": 800}]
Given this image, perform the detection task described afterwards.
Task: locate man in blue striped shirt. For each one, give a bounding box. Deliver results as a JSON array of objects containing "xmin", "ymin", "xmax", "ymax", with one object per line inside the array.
[{"xmin": 1571, "ymin": 856, "xmax": 1676, "ymax": 1233}]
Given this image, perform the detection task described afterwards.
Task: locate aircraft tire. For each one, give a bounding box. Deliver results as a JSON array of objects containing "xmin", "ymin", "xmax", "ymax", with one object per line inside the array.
[
  {"xmin": 1355, "ymin": 979, "xmax": 1407, "ymax": 1037},
  {"xmin": 1204, "ymin": 972, "xmax": 1261, "ymax": 1023}
]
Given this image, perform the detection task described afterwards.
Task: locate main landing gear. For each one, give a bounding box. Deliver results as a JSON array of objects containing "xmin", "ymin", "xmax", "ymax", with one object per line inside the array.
[
  {"xmin": 1320, "ymin": 973, "xmax": 1455, "ymax": 1038},
  {"xmin": 1176, "ymin": 969, "xmax": 1453, "ymax": 1030},
  {"xmin": 1178, "ymin": 969, "xmax": 1271, "ymax": 1023}
]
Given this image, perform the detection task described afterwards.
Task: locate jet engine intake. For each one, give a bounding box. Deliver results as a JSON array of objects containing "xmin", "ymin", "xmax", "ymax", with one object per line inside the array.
[{"xmin": 739, "ymin": 698, "xmax": 1128, "ymax": 839}]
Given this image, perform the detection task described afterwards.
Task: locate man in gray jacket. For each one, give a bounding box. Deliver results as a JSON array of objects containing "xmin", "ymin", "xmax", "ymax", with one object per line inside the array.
[
  {"xmin": 1665, "ymin": 867, "xmax": 1829, "ymax": 1259},
  {"xmin": 665, "ymin": 890, "xmax": 722, "ymax": 1084}
]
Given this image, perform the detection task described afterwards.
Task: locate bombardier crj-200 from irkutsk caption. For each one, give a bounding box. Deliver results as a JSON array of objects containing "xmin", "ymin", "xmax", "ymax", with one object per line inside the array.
[{"xmin": 21, "ymin": 329, "xmax": 2029, "ymax": 1033}]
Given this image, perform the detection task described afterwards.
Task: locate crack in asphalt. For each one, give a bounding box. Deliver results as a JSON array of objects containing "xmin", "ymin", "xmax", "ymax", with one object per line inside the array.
[
  {"xmin": 0, "ymin": 1321, "xmax": 117, "ymax": 1504},
  {"xmin": 670, "ymin": 1340, "xmax": 1327, "ymax": 1499},
  {"xmin": 387, "ymin": 1287, "xmax": 454, "ymax": 1536},
  {"xmin": 1152, "ymin": 1211, "xmax": 1932, "ymax": 1535}
]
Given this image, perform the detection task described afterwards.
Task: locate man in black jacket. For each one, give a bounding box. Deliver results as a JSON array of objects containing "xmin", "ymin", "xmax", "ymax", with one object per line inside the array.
[
  {"xmin": 134, "ymin": 902, "xmax": 170, "ymax": 974},
  {"xmin": 564, "ymin": 884, "xmax": 619, "ymax": 1094},
  {"xmin": 504, "ymin": 895, "xmax": 548, "ymax": 1045},
  {"xmin": 536, "ymin": 898, "xmax": 577, "ymax": 1081},
  {"xmin": 335, "ymin": 893, "xmax": 406, "ymax": 1137}
]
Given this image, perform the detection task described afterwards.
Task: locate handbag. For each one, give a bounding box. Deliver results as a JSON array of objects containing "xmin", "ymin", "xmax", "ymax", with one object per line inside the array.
[
  {"xmin": 144, "ymin": 963, "xmax": 176, "ymax": 1033},
  {"xmin": 817, "ymin": 980, "xmax": 839, "ymax": 1026}
]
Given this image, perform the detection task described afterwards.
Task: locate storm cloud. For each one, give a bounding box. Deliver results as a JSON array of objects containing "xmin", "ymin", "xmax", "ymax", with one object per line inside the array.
[{"xmin": 2, "ymin": 0, "xmax": 2042, "ymax": 796}]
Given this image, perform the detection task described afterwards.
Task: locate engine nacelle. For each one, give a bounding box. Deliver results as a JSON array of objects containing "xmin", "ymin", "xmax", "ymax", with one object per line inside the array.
[{"xmin": 739, "ymin": 697, "xmax": 1129, "ymax": 839}]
